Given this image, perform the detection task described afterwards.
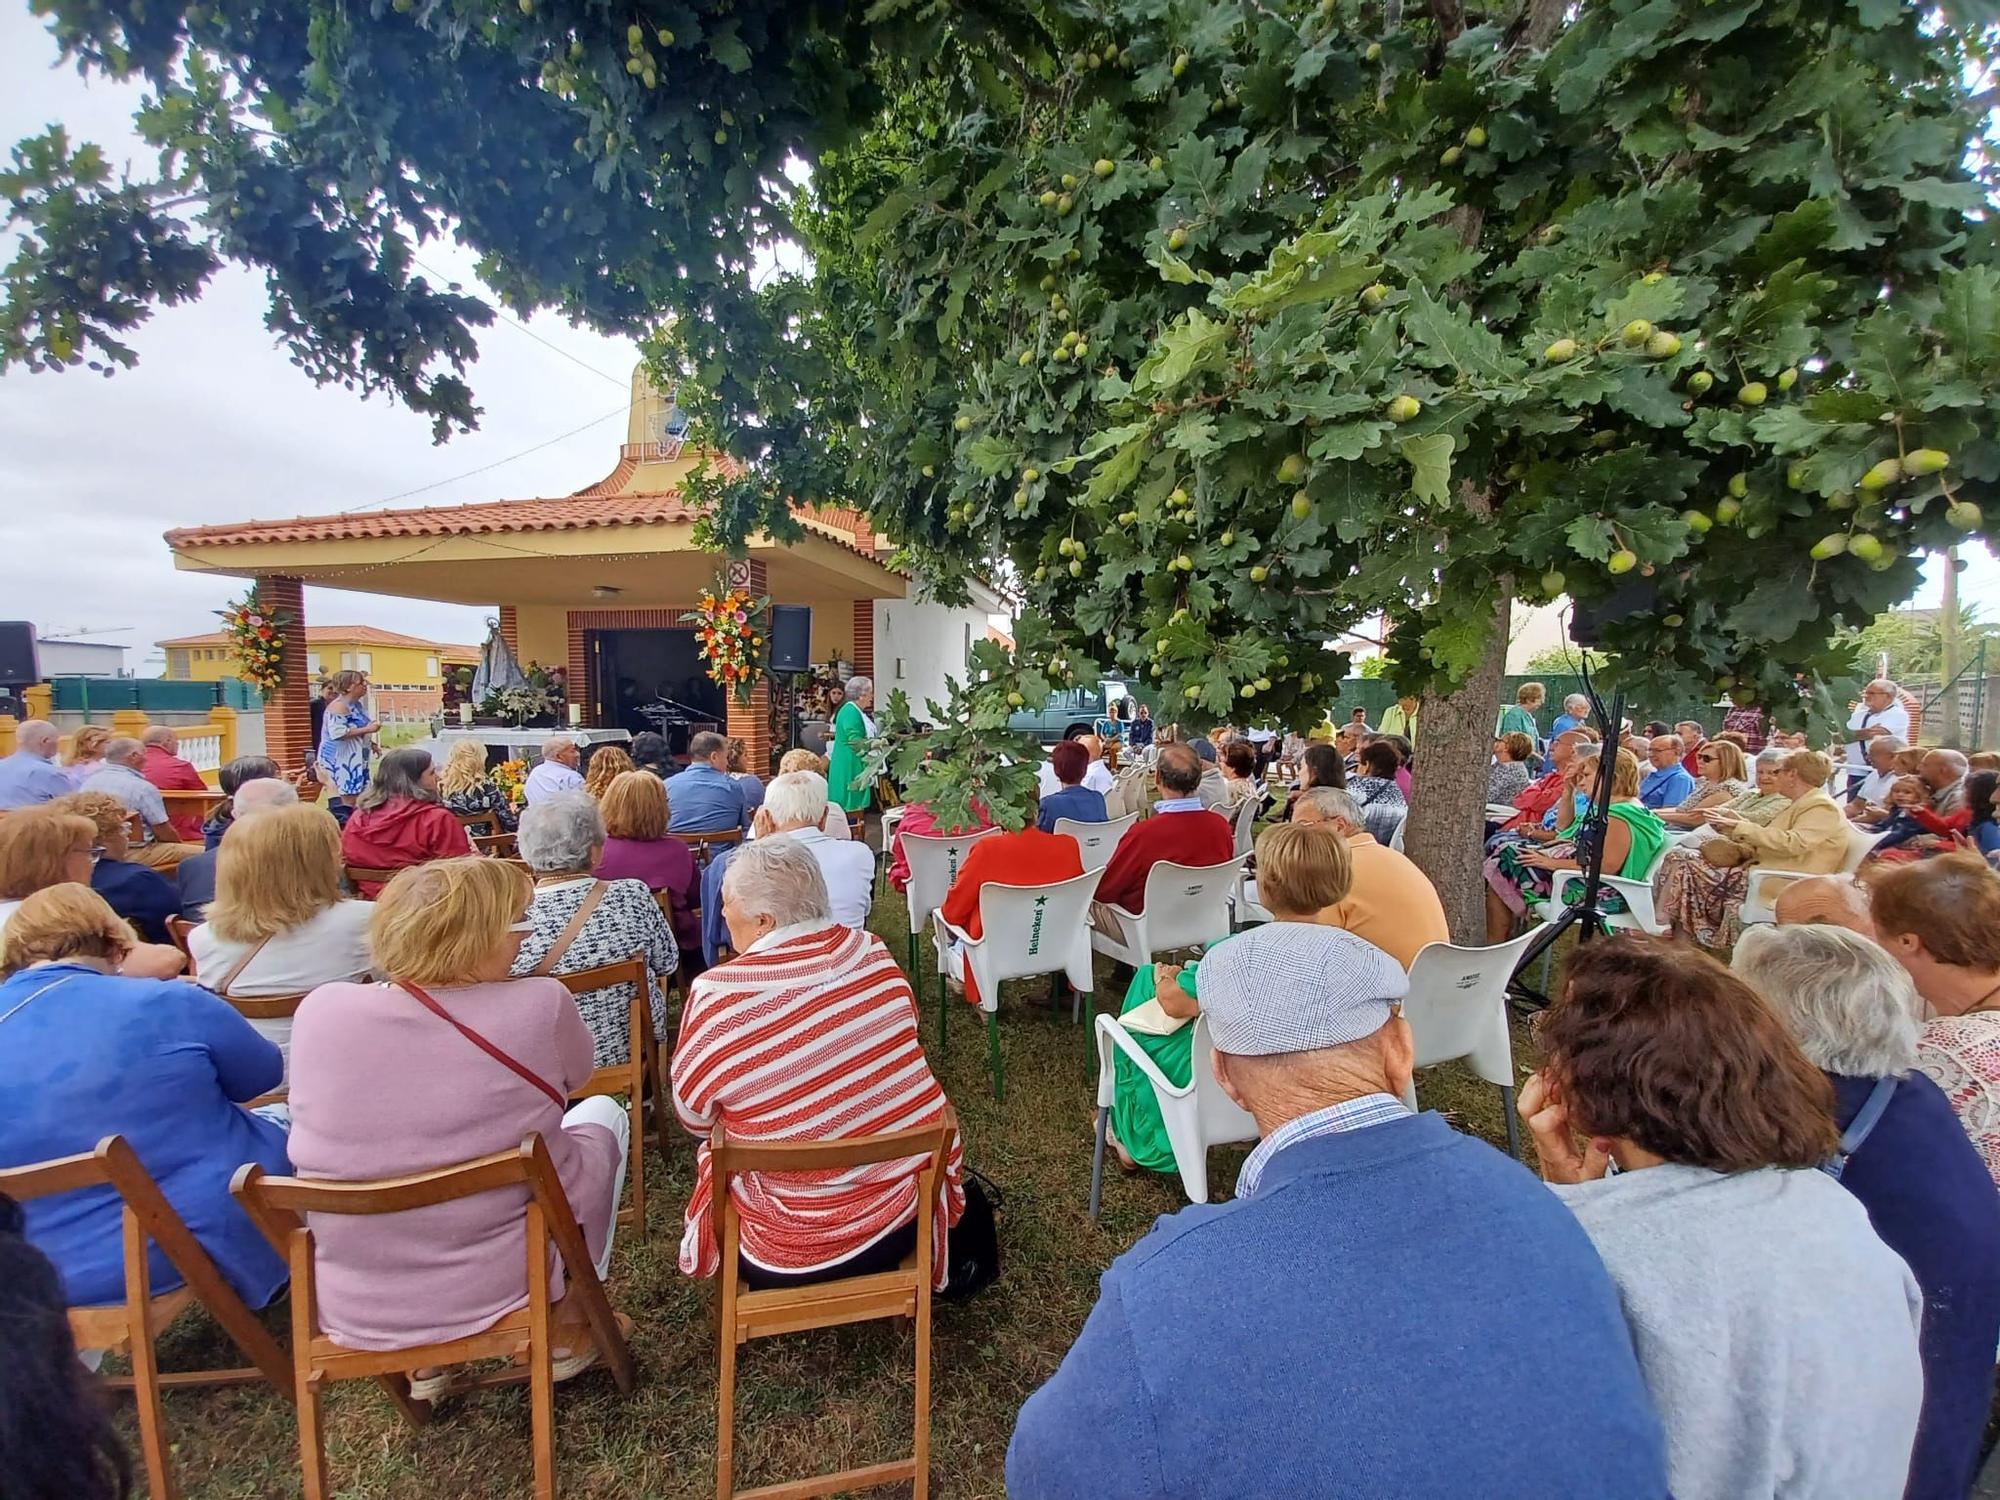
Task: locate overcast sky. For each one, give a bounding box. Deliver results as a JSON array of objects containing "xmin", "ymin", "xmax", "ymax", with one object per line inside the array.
[{"xmin": 1, "ymin": 6, "xmax": 1991, "ymax": 679}]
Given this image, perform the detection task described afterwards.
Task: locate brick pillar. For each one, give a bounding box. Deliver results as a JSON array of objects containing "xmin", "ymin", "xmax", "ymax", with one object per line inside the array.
[
  {"xmin": 851, "ymin": 600, "xmax": 875, "ymax": 682},
  {"xmin": 499, "ymin": 605, "xmax": 519, "ymax": 657},
  {"xmin": 564, "ymin": 613, "xmax": 590, "ymax": 727},
  {"xmin": 259, "ymin": 576, "xmax": 315, "ymax": 772},
  {"xmin": 726, "ymin": 559, "xmax": 774, "ymax": 777}
]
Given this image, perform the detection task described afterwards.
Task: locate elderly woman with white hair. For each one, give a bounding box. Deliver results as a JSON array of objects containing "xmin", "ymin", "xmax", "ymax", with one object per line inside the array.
[
  {"xmin": 1733, "ymin": 924, "xmax": 2000, "ymax": 1500},
  {"xmin": 753, "ymin": 770, "xmax": 875, "ymax": 929},
  {"xmin": 825, "ymin": 674, "xmax": 877, "ymax": 817},
  {"xmin": 671, "ymin": 838, "xmax": 972, "ymax": 1291},
  {"xmin": 509, "ymin": 791, "xmax": 678, "ymax": 1068}
]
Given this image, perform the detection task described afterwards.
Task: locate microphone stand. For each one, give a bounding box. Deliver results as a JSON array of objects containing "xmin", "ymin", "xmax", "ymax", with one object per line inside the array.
[{"xmin": 1507, "ymin": 678, "xmax": 1624, "ymax": 1012}]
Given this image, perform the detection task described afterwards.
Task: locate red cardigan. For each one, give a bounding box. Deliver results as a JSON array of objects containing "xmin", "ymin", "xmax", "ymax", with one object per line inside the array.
[
  {"xmin": 1096, "ymin": 807, "xmax": 1234, "ymax": 913},
  {"xmin": 142, "ymin": 745, "xmax": 209, "ymax": 842},
  {"xmin": 940, "ymin": 829, "xmax": 1086, "ymax": 1006}
]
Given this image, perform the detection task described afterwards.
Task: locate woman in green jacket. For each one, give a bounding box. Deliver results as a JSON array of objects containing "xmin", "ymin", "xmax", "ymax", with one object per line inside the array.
[{"xmin": 825, "ymin": 675, "xmax": 877, "ymax": 815}]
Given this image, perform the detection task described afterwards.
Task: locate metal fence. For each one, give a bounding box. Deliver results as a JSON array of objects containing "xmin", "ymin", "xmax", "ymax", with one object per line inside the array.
[
  {"xmin": 47, "ymin": 676, "xmax": 264, "ymax": 715},
  {"xmin": 1327, "ymin": 675, "xmax": 1731, "ymax": 740}
]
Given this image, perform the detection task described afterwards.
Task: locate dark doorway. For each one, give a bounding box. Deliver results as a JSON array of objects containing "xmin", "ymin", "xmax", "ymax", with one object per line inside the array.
[{"xmin": 587, "ymin": 629, "xmax": 725, "ymax": 755}]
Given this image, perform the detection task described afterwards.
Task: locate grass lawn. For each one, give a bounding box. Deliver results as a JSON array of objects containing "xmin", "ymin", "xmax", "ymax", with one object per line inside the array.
[{"xmin": 139, "ymin": 862, "xmax": 1555, "ymax": 1498}]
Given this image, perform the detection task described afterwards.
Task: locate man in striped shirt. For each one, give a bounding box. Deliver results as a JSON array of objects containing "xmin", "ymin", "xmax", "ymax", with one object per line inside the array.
[{"xmin": 672, "ymin": 838, "xmax": 966, "ymax": 1289}]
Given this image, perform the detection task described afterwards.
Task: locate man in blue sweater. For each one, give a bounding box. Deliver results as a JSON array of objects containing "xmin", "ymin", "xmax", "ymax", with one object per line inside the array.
[
  {"xmin": 1639, "ymin": 733, "xmax": 1697, "ymax": 809},
  {"xmin": 1007, "ymin": 923, "xmax": 1669, "ymax": 1498}
]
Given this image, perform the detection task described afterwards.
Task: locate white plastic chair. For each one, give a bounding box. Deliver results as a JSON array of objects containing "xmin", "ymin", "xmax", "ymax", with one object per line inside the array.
[
  {"xmin": 1388, "ymin": 814, "xmax": 1408, "ymax": 853},
  {"xmin": 1090, "ymin": 857, "xmax": 1243, "ymax": 969},
  {"xmin": 1398, "ymin": 931, "xmax": 1541, "ymax": 1158},
  {"xmin": 1054, "ymin": 811, "xmax": 1139, "ymax": 873},
  {"xmin": 898, "ymin": 827, "xmax": 1002, "ymax": 984},
  {"xmin": 1089, "ymin": 1013, "xmax": 1258, "ymax": 1215},
  {"xmin": 931, "ymin": 867, "xmax": 1106, "ymax": 1099},
  {"xmin": 1547, "ymin": 837, "xmax": 1674, "ymax": 935},
  {"xmin": 874, "ymin": 804, "xmax": 907, "ymax": 894},
  {"xmin": 1224, "ymin": 798, "xmax": 1264, "ymax": 925},
  {"xmin": 1739, "ymin": 824, "xmax": 1890, "ymax": 926}
]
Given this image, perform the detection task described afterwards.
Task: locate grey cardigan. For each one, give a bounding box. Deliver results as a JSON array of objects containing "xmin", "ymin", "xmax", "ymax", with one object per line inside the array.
[{"xmin": 1551, "ymin": 1163, "xmax": 1923, "ymax": 1500}]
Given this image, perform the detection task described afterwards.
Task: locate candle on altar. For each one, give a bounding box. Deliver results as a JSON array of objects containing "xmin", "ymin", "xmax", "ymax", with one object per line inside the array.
[
  {"xmin": 568, "ymin": 702, "xmax": 582, "ymax": 727},
  {"xmin": 459, "ymin": 703, "xmax": 473, "ymax": 726}
]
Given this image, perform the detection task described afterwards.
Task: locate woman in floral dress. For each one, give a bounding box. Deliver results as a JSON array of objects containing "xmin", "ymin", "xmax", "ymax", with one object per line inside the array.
[
  {"xmin": 315, "ymin": 670, "xmax": 377, "ymax": 808},
  {"xmin": 1869, "ymin": 852, "xmax": 2000, "ymax": 1184}
]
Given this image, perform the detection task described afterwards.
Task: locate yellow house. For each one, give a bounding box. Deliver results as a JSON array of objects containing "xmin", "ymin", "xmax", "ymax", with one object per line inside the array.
[{"xmin": 156, "ymin": 626, "xmax": 478, "ymax": 720}]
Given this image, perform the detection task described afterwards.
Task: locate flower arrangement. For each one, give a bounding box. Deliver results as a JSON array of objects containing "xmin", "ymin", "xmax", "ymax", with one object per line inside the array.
[
  {"xmin": 682, "ymin": 578, "xmax": 768, "ymax": 703},
  {"xmin": 215, "ymin": 586, "xmax": 292, "ymax": 694},
  {"xmin": 491, "ymin": 758, "xmax": 528, "ymax": 810},
  {"xmin": 480, "ymin": 681, "xmax": 554, "ymax": 728}
]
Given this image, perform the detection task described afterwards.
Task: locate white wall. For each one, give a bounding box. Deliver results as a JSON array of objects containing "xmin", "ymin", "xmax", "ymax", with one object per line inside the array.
[
  {"xmin": 38, "ymin": 639, "xmax": 129, "ymax": 676},
  {"xmin": 876, "ymin": 589, "xmax": 1002, "ymax": 716}
]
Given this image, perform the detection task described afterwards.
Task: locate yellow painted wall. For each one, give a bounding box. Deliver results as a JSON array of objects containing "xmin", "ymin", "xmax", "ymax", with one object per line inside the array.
[
  {"xmin": 513, "ymin": 607, "xmax": 570, "ymax": 672},
  {"xmin": 163, "ymin": 639, "xmax": 448, "ymax": 689}
]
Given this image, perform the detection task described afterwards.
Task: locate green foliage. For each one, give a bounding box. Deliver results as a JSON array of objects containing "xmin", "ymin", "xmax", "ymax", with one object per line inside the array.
[
  {"xmin": 1521, "ymin": 643, "xmax": 1612, "ymax": 675},
  {"xmin": 8, "ymin": 0, "xmax": 2000, "ymax": 723},
  {"xmin": 1840, "ymin": 601, "xmax": 2000, "ymax": 679}
]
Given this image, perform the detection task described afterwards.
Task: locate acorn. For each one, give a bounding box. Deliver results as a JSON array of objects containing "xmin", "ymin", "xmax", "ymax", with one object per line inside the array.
[
  {"xmin": 1848, "ymin": 534, "xmax": 1887, "ymax": 564},
  {"xmin": 1249, "ymin": 565, "xmax": 1270, "ymax": 582},
  {"xmin": 1728, "ymin": 472, "xmax": 1749, "ymax": 499},
  {"xmin": 1167, "ymin": 228, "xmax": 1188, "ymax": 251},
  {"xmin": 1621, "ymin": 319, "xmax": 1653, "ymax": 346},
  {"xmin": 1291, "ymin": 490, "xmax": 1312, "ymax": 519},
  {"xmin": 1094, "ymin": 158, "xmax": 1116, "ymax": 178},
  {"xmin": 1685, "ymin": 371, "xmax": 1715, "ymax": 395},
  {"xmin": 1947, "ymin": 501, "xmax": 1984, "ymax": 530},
  {"xmin": 1859, "ymin": 458, "xmax": 1903, "ymax": 491},
  {"xmin": 1809, "ymin": 533, "xmax": 1849, "ymax": 560},
  {"xmin": 1540, "ymin": 569, "xmax": 1565, "ymax": 594},
  {"xmin": 1777, "ymin": 367, "xmax": 1799, "ymax": 392},
  {"xmin": 1277, "ymin": 454, "xmax": 1310, "ymax": 484},
  {"xmin": 1464, "ymin": 125, "xmax": 1487, "ymax": 148},
  {"xmin": 1737, "ymin": 382, "xmax": 1768, "ymax": 406},
  {"xmin": 1715, "ymin": 497, "xmax": 1741, "ymax": 524},
  {"xmin": 1645, "ymin": 331, "xmax": 1681, "ymax": 359},
  {"xmin": 1544, "ymin": 338, "xmax": 1579, "ymax": 363},
  {"xmin": 955, "ymin": 415, "xmax": 973, "ymax": 432},
  {"xmin": 1386, "ymin": 394, "xmax": 1422, "ymax": 423},
  {"xmin": 1907, "ymin": 449, "xmax": 1951, "ymax": 475},
  {"xmin": 1682, "ymin": 509, "xmax": 1712, "ymax": 534},
  {"xmin": 1440, "ymin": 146, "xmax": 1463, "ymax": 167},
  {"xmin": 1607, "ymin": 548, "xmax": 1638, "ymax": 574},
  {"xmin": 1364, "ymin": 41, "xmax": 1382, "ymax": 60}
]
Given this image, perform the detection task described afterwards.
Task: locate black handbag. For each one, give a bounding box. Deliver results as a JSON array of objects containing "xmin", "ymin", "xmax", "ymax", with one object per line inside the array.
[{"xmin": 941, "ymin": 1169, "xmax": 1003, "ymax": 1301}]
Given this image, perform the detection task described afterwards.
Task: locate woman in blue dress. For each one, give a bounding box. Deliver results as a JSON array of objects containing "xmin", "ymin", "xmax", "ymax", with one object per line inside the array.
[
  {"xmin": 0, "ymin": 885, "xmax": 291, "ymax": 1310},
  {"xmin": 316, "ymin": 669, "xmax": 378, "ymax": 807}
]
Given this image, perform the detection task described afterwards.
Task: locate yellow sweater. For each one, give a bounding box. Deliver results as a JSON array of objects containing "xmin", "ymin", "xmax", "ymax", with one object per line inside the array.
[{"xmin": 1728, "ymin": 788, "xmax": 1848, "ymax": 872}]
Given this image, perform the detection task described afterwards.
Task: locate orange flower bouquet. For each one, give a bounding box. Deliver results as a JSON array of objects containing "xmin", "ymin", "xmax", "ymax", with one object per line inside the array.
[
  {"xmin": 215, "ymin": 585, "xmax": 292, "ymax": 694},
  {"xmin": 682, "ymin": 578, "xmax": 768, "ymax": 703}
]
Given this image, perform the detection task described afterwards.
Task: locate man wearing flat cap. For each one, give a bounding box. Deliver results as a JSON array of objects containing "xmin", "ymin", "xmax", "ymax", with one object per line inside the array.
[{"xmin": 1008, "ymin": 923, "xmax": 1669, "ymax": 1499}]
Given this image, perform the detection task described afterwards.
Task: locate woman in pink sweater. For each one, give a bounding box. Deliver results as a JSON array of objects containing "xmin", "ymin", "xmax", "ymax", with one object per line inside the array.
[{"xmin": 286, "ymin": 857, "xmax": 630, "ymax": 1393}]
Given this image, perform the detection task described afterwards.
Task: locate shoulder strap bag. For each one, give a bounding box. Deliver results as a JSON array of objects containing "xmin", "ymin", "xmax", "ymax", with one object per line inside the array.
[
  {"xmin": 529, "ymin": 880, "xmax": 608, "ymax": 977},
  {"xmin": 208, "ymin": 933, "xmax": 277, "ymax": 998},
  {"xmin": 1822, "ymin": 1076, "xmax": 1897, "ymax": 1181},
  {"xmin": 398, "ymin": 979, "xmax": 568, "ymax": 1111}
]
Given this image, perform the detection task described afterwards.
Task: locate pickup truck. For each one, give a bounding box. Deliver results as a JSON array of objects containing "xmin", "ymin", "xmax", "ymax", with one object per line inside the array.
[{"xmin": 1007, "ymin": 679, "xmax": 1144, "ymax": 744}]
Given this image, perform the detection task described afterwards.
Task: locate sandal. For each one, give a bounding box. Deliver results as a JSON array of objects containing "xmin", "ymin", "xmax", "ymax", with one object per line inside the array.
[
  {"xmin": 406, "ymin": 1365, "xmax": 461, "ymax": 1403},
  {"xmin": 549, "ymin": 1310, "xmax": 636, "ymax": 1384}
]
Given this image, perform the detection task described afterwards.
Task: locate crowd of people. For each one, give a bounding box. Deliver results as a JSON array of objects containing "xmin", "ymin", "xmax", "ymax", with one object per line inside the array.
[{"xmin": 7, "ymin": 664, "xmax": 2000, "ymax": 1500}]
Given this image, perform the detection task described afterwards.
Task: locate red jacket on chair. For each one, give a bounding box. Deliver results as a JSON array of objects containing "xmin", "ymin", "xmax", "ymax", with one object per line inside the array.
[
  {"xmin": 339, "ymin": 797, "xmax": 473, "ymax": 896},
  {"xmin": 940, "ymin": 828, "xmax": 1086, "ymax": 1007},
  {"xmin": 1095, "ymin": 808, "xmax": 1234, "ymax": 914}
]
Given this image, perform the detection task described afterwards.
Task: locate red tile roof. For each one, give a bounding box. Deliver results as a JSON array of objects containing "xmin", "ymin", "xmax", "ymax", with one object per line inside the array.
[
  {"xmin": 158, "ymin": 625, "xmax": 477, "ymax": 651},
  {"xmin": 163, "ymin": 492, "xmax": 708, "ymax": 550}
]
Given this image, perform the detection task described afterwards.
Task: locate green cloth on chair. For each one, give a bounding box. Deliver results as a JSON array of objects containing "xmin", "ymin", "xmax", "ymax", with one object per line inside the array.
[{"xmin": 1110, "ymin": 958, "xmax": 1207, "ymax": 1174}]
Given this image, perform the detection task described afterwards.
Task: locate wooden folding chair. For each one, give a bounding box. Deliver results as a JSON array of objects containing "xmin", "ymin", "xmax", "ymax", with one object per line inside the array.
[
  {"xmin": 457, "ymin": 810, "xmax": 502, "ymax": 838},
  {"xmin": 555, "ymin": 957, "xmax": 666, "ymax": 1240},
  {"xmin": 675, "ymin": 828, "xmax": 744, "ymax": 870},
  {"xmin": 711, "ymin": 1110, "xmax": 957, "ymax": 1500},
  {"xmin": 473, "ymin": 832, "xmax": 520, "ymax": 858},
  {"xmin": 232, "ymin": 1134, "xmax": 636, "ymax": 1500},
  {"xmin": 0, "ymin": 1136, "xmax": 294, "ymax": 1500},
  {"xmin": 207, "ymin": 990, "xmax": 310, "ymax": 1106},
  {"xmin": 164, "ymin": 915, "xmax": 200, "ymax": 970},
  {"xmin": 160, "ymin": 789, "xmax": 228, "ymax": 826},
  {"xmin": 343, "ymin": 864, "xmax": 400, "ymax": 898}
]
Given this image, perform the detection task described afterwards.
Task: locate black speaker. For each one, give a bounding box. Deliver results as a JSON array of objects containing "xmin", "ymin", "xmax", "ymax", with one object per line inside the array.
[
  {"xmin": 0, "ymin": 622, "xmax": 39, "ymax": 686},
  {"xmin": 769, "ymin": 605, "xmax": 811, "ymax": 674},
  {"xmin": 1569, "ymin": 578, "xmax": 1660, "ymax": 646}
]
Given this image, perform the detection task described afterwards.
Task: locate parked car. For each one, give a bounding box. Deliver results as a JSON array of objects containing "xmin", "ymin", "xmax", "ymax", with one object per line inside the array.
[{"xmin": 1007, "ymin": 680, "xmax": 1145, "ymax": 744}]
